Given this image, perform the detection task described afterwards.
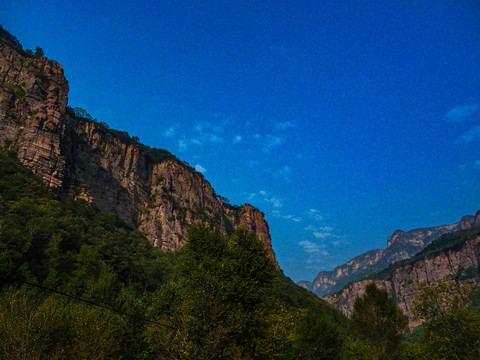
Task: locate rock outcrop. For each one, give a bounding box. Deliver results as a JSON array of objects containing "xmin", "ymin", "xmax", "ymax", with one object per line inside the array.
[
  {"xmin": 323, "ymin": 228, "xmax": 480, "ymax": 327},
  {"xmin": 0, "ymin": 39, "xmax": 277, "ymax": 265},
  {"xmin": 299, "ymin": 214, "xmax": 478, "ymax": 296}
]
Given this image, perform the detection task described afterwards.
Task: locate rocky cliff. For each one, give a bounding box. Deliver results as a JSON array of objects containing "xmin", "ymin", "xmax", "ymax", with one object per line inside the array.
[
  {"xmin": 0, "ymin": 38, "xmax": 277, "ymax": 264},
  {"xmin": 323, "ymin": 226, "xmax": 480, "ymax": 327},
  {"xmin": 299, "ymin": 214, "xmax": 477, "ymax": 296}
]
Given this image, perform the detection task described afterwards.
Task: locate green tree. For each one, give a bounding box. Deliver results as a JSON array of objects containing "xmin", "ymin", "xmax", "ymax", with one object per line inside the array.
[
  {"xmin": 146, "ymin": 224, "xmax": 281, "ymax": 359},
  {"xmin": 412, "ymin": 279, "xmax": 480, "ymax": 360},
  {"xmin": 292, "ymin": 310, "xmax": 343, "ymax": 360},
  {"xmin": 0, "ymin": 287, "xmax": 122, "ymax": 360},
  {"xmin": 34, "ymin": 46, "xmax": 44, "ymax": 57},
  {"xmin": 350, "ymin": 282, "xmax": 408, "ymax": 360}
]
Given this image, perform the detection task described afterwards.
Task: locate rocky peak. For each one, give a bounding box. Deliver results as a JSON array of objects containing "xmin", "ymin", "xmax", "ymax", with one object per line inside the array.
[
  {"xmin": 300, "ymin": 212, "xmax": 478, "ymax": 297},
  {"xmin": 323, "ymin": 231, "xmax": 480, "ymax": 328},
  {"xmin": 386, "ymin": 229, "xmax": 405, "ymax": 247}
]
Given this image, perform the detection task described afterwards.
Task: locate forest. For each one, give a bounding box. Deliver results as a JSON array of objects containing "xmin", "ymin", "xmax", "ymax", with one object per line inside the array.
[{"xmin": 0, "ymin": 146, "xmax": 479, "ymax": 359}]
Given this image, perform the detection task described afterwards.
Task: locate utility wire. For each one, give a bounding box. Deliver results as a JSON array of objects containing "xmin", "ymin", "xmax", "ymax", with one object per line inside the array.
[{"xmin": 9, "ymin": 277, "xmax": 175, "ymax": 330}]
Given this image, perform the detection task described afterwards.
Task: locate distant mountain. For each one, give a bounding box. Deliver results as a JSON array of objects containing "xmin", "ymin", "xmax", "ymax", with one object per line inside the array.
[
  {"xmin": 323, "ymin": 224, "xmax": 480, "ymax": 327},
  {"xmin": 299, "ymin": 213, "xmax": 479, "ymax": 296},
  {"xmin": 0, "ymin": 34, "xmax": 277, "ymax": 264}
]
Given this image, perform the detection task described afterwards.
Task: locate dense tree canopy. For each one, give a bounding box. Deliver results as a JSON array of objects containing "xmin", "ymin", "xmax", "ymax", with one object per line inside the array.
[
  {"xmin": 412, "ymin": 280, "xmax": 480, "ymax": 360},
  {"xmin": 350, "ymin": 283, "xmax": 408, "ymax": 360},
  {"xmin": 0, "ymin": 147, "xmax": 349, "ymax": 359}
]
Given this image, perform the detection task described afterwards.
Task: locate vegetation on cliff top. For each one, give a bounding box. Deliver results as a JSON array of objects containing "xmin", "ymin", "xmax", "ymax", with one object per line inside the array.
[{"xmin": 66, "ymin": 105, "xmax": 181, "ymax": 165}]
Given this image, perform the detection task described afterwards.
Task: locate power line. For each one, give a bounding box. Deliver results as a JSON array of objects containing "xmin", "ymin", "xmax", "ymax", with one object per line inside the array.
[{"xmin": 9, "ymin": 277, "xmax": 175, "ymax": 330}]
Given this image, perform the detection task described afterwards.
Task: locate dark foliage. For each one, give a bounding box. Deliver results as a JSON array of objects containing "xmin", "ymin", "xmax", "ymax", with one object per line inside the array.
[{"xmin": 0, "ymin": 25, "xmax": 23, "ymax": 49}]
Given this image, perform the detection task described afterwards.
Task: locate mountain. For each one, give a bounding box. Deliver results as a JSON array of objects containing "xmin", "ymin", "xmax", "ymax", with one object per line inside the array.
[
  {"xmin": 0, "ymin": 30, "xmax": 350, "ymax": 358},
  {"xmin": 0, "ymin": 35, "xmax": 276, "ymax": 265},
  {"xmin": 299, "ymin": 214, "xmax": 477, "ymax": 296},
  {"xmin": 323, "ymin": 224, "xmax": 480, "ymax": 327}
]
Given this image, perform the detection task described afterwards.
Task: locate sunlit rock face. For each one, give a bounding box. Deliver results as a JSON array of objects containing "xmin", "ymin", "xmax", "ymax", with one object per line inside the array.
[
  {"xmin": 0, "ymin": 40, "xmax": 277, "ymax": 266},
  {"xmin": 301, "ymin": 215, "xmax": 475, "ymax": 297},
  {"xmin": 323, "ymin": 234, "xmax": 480, "ymax": 328}
]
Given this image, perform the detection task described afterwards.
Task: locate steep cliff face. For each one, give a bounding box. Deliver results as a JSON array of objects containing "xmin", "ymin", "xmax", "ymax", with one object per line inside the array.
[
  {"xmin": 300, "ymin": 214, "xmax": 477, "ymax": 296},
  {"xmin": 0, "ymin": 40, "xmax": 68, "ymax": 188},
  {"xmin": 0, "ymin": 39, "xmax": 277, "ymax": 265},
  {"xmin": 323, "ymin": 229, "xmax": 480, "ymax": 327}
]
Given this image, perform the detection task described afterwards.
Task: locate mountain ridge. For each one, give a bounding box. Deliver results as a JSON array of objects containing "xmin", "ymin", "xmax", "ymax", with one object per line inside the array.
[
  {"xmin": 0, "ymin": 36, "xmax": 277, "ymax": 265},
  {"xmin": 323, "ymin": 224, "xmax": 480, "ymax": 327},
  {"xmin": 299, "ymin": 212, "xmax": 478, "ymax": 296}
]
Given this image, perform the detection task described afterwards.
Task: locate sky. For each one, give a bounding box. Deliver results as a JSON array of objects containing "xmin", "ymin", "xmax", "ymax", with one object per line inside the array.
[{"xmin": 2, "ymin": 0, "xmax": 480, "ymax": 282}]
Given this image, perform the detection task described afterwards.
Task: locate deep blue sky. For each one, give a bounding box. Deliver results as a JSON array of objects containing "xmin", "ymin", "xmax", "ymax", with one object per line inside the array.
[{"xmin": 2, "ymin": 1, "xmax": 480, "ymax": 282}]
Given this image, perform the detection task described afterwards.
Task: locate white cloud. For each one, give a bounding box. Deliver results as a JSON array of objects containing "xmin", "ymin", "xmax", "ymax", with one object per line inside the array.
[
  {"xmin": 305, "ymin": 220, "xmax": 337, "ymax": 241},
  {"xmin": 251, "ymin": 190, "xmax": 284, "ymax": 208},
  {"xmin": 319, "ymin": 226, "xmax": 333, "ymax": 231},
  {"xmin": 274, "ymin": 121, "xmax": 297, "ymax": 131},
  {"xmin": 275, "ymin": 165, "xmax": 292, "ymax": 181},
  {"xmin": 163, "ymin": 126, "xmax": 177, "ymax": 137},
  {"xmin": 208, "ymin": 134, "xmax": 223, "ymax": 143},
  {"xmin": 178, "ymin": 140, "xmax": 187, "ymax": 152},
  {"xmin": 313, "ymin": 232, "xmax": 332, "ymax": 239},
  {"xmin": 457, "ymin": 126, "xmax": 480, "ymax": 143},
  {"xmin": 298, "ymin": 240, "xmax": 325, "ymax": 254},
  {"xmin": 190, "ymin": 122, "xmax": 225, "ymax": 145},
  {"xmin": 233, "ymin": 135, "xmax": 242, "ymax": 144},
  {"xmin": 445, "ymin": 104, "xmax": 478, "ymax": 122},
  {"xmin": 307, "ymin": 209, "xmax": 324, "ymax": 222},
  {"xmin": 265, "ymin": 196, "xmax": 283, "ymax": 208},
  {"xmin": 194, "ymin": 164, "xmax": 206, "ymax": 174},
  {"xmin": 262, "ymin": 135, "xmax": 285, "ymax": 152},
  {"xmin": 272, "ymin": 209, "xmax": 281, "ymax": 217},
  {"xmin": 283, "ymin": 214, "xmax": 302, "ymax": 222}
]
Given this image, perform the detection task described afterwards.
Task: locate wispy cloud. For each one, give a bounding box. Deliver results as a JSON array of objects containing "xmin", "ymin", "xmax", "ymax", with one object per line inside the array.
[
  {"xmin": 283, "ymin": 214, "xmax": 302, "ymax": 222},
  {"xmin": 190, "ymin": 121, "xmax": 225, "ymax": 145},
  {"xmin": 250, "ymin": 190, "xmax": 285, "ymax": 209},
  {"xmin": 313, "ymin": 232, "xmax": 332, "ymax": 239},
  {"xmin": 275, "ymin": 165, "xmax": 292, "ymax": 181},
  {"xmin": 298, "ymin": 240, "xmax": 326, "ymax": 254},
  {"xmin": 233, "ymin": 135, "xmax": 242, "ymax": 144},
  {"xmin": 456, "ymin": 126, "xmax": 480, "ymax": 143},
  {"xmin": 274, "ymin": 121, "xmax": 297, "ymax": 131},
  {"xmin": 163, "ymin": 126, "xmax": 177, "ymax": 137},
  {"xmin": 445, "ymin": 104, "xmax": 478, "ymax": 122},
  {"xmin": 194, "ymin": 164, "xmax": 206, "ymax": 174},
  {"xmin": 262, "ymin": 135, "xmax": 285, "ymax": 153},
  {"xmin": 265, "ymin": 196, "xmax": 283, "ymax": 208},
  {"xmin": 178, "ymin": 139, "xmax": 187, "ymax": 152},
  {"xmin": 307, "ymin": 209, "xmax": 324, "ymax": 222}
]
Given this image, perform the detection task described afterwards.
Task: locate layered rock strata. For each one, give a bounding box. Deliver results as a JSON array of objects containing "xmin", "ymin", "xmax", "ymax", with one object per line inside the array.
[{"xmin": 0, "ymin": 39, "xmax": 277, "ymax": 265}]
